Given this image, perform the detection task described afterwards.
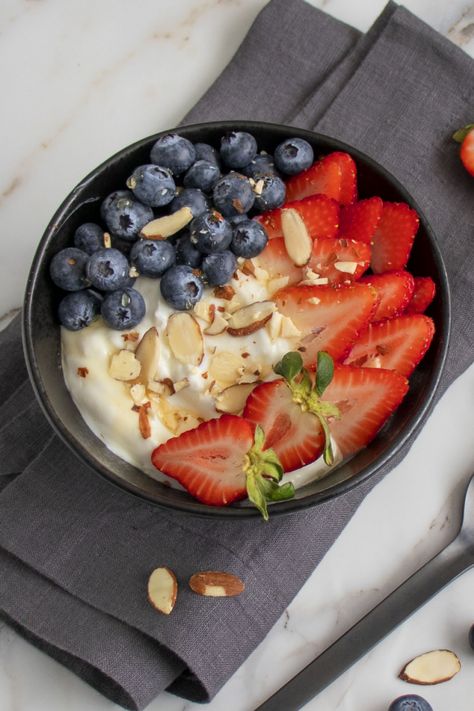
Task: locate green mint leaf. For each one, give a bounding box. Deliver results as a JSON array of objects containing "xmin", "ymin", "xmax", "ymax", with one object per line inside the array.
[
  {"xmin": 253, "ymin": 425, "xmax": 265, "ymax": 451},
  {"xmin": 274, "ymin": 351, "xmax": 303, "ymax": 383},
  {"xmin": 266, "ymin": 480, "xmax": 295, "ymax": 502},
  {"xmin": 246, "ymin": 475, "xmax": 269, "ymax": 521},
  {"xmin": 316, "ymin": 351, "xmax": 334, "ymax": 396},
  {"xmin": 452, "ymin": 124, "xmax": 474, "ymax": 143}
]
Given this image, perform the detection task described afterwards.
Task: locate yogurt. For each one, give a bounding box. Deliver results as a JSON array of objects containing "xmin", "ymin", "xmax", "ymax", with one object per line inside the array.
[{"xmin": 62, "ymin": 271, "xmax": 341, "ymax": 491}]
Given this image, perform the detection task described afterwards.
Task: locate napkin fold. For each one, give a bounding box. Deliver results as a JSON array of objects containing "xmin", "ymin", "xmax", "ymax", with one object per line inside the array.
[{"xmin": 1, "ymin": 1, "xmax": 473, "ymax": 709}]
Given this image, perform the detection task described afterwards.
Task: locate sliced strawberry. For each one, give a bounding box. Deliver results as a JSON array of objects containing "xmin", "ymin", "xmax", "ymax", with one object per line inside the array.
[
  {"xmin": 252, "ymin": 237, "xmax": 303, "ymax": 285},
  {"xmin": 273, "ymin": 283, "xmax": 376, "ymax": 365},
  {"xmin": 370, "ymin": 202, "xmax": 419, "ymax": 274},
  {"xmin": 339, "ymin": 197, "xmax": 383, "ymax": 244},
  {"xmin": 243, "ymin": 379, "xmax": 324, "ymax": 472},
  {"xmin": 321, "ymin": 365, "xmax": 408, "ymax": 457},
  {"xmin": 285, "ymin": 152, "xmax": 357, "ymax": 204},
  {"xmin": 460, "ymin": 128, "xmax": 474, "ymax": 176},
  {"xmin": 360, "ymin": 271, "xmax": 415, "ymax": 322},
  {"xmin": 254, "ymin": 194, "xmax": 339, "ymax": 240},
  {"xmin": 344, "ymin": 314, "xmax": 435, "ymax": 377},
  {"xmin": 404, "ymin": 277, "xmax": 436, "ymax": 315},
  {"xmin": 151, "ymin": 415, "xmax": 253, "ymax": 506},
  {"xmin": 308, "ymin": 237, "xmax": 371, "ymax": 285}
]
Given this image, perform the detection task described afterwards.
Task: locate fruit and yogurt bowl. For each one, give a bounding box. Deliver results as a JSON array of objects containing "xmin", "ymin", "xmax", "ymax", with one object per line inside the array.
[{"xmin": 23, "ymin": 122, "xmax": 449, "ymax": 518}]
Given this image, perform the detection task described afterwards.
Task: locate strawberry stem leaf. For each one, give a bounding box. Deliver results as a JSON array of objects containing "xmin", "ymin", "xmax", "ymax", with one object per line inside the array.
[
  {"xmin": 274, "ymin": 352, "xmax": 303, "ymax": 382},
  {"xmin": 452, "ymin": 124, "xmax": 474, "ymax": 143},
  {"xmin": 316, "ymin": 351, "xmax": 334, "ymax": 396},
  {"xmin": 244, "ymin": 427, "xmax": 294, "ymax": 520}
]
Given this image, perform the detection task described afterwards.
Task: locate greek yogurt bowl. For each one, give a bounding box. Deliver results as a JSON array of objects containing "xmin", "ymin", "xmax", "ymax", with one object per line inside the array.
[{"xmin": 23, "ymin": 121, "xmax": 450, "ymax": 518}]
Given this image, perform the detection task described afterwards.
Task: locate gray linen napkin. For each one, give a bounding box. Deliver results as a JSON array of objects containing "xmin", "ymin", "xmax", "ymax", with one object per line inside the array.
[{"xmin": 1, "ymin": 1, "xmax": 473, "ymax": 708}]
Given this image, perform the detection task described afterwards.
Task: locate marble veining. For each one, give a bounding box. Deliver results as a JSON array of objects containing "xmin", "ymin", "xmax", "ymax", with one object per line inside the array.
[{"xmin": 1, "ymin": 1, "xmax": 474, "ymax": 710}]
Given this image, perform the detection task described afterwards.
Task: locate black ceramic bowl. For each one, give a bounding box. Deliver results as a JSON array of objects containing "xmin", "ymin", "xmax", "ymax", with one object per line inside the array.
[{"xmin": 23, "ymin": 121, "xmax": 450, "ymax": 518}]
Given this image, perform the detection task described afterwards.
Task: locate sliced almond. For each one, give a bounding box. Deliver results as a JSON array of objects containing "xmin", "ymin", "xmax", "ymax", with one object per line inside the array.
[
  {"xmin": 280, "ymin": 315, "xmax": 302, "ymax": 339},
  {"xmin": 266, "ymin": 311, "xmax": 283, "ymax": 341},
  {"xmin": 193, "ymin": 299, "xmax": 213, "ymax": 323},
  {"xmin": 103, "ymin": 232, "xmax": 112, "ymax": 249},
  {"xmin": 173, "ymin": 378, "xmax": 189, "ymax": 393},
  {"xmin": 175, "ymin": 413, "xmax": 202, "ymax": 436},
  {"xmin": 138, "ymin": 402, "xmax": 152, "ymax": 439},
  {"xmin": 135, "ymin": 327, "xmax": 160, "ymax": 383},
  {"xmin": 227, "ymin": 301, "xmax": 275, "ymax": 337},
  {"xmin": 155, "ymin": 398, "xmax": 201, "ymax": 435},
  {"xmin": 130, "ymin": 383, "xmax": 147, "ymax": 406},
  {"xmin": 147, "ymin": 379, "xmax": 174, "ymax": 397},
  {"xmin": 267, "ymin": 275, "xmax": 289, "ymax": 295},
  {"xmin": 109, "ymin": 350, "xmax": 141, "ymax": 381},
  {"xmin": 281, "ymin": 208, "xmax": 312, "ymax": 266},
  {"xmin": 204, "ymin": 312, "xmax": 228, "ymax": 336},
  {"xmin": 189, "ymin": 571, "xmax": 245, "ymax": 597},
  {"xmin": 213, "ymin": 284, "xmax": 235, "ymax": 300},
  {"xmin": 141, "ymin": 206, "xmax": 193, "ymax": 239},
  {"xmin": 334, "ymin": 260, "xmax": 359, "ymax": 274},
  {"xmin": 167, "ymin": 313, "xmax": 204, "ymax": 366},
  {"xmin": 215, "ymin": 382, "xmax": 257, "ymax": 414},
  {"xmin": 399, "ymin": 650, "xmax": 461, "ymax": 685},
  {"xmin": 147, "ymin": 567, "xmax": 178, "ymax": 615},
  {"xmin": 209, "ymin": 351, "xmax": 245, "ymax": 386},
  {"xmin": 253, "ymin": 265, "xmax": 269, "ymax": 283}
]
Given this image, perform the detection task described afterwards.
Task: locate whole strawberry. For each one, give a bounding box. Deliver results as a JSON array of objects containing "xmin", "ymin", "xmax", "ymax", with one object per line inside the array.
[{"xmin": 453, "ymin": 124, "xmax": 474, "ymax": 176}]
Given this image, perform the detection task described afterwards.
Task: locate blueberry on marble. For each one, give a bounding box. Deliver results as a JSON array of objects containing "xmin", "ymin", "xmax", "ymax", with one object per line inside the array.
[
  {"xmin": 241, "ymin": 152, "xmax": 278, "ymax": 179},
  {"xmin": 202, "ymin": 250, "xmax": 237, "ymax": 286},
  {"xmin": 150, "ymin": 133, "xmax": 196, "ymax": 175},
  {"xmin": 388, "ymin": 695, "xmax": 433, "ymax": 711},
  {"xmin": 183, "ymin": 160, "xmax": 221, "ymax": 192},
  {"xmin": 73, "ymin": 223, "xmax": 104, "ymax": 255},
  {"xmin": 274, "ymin": 137, "xmax": 314, "ymax": 175},
  {"xmin": 231, "ymin": 219, "xmax": 268, "ymax": 258},
  {"xmin": 86, "ymin": 248, "xmax": 130, "ymax": 291},
  {"xmin": 252, "ymin": 174, "xmax": 286, "ymax": 212},
  {"xmin": 50, "ymin": 247, "xmax": 89, "ymax": 291},
  {"xmin": 190, "ymin": 210, "xmax": 233, "ymax": 254},
  {"xmin": 213, "ymin": 172, "xmax": 255, "ymax": 217},
  {"xmin": 130, "ymin": 239, "xmax": 175, "ymax": 278},
  {"xmin": 194, "ymin": 142, "xmax": 221, "ymax": 168},
  {"xmin": 170, "ymin": 188, "xmax": 209, "ymax": 218},
  {"xmin": 160, "ymin": 265, "xmax": 203, "ymax": 310},
  {"xmin": 58, "ymin": 291, "xmax": 99, "ymax": 331},
  {"xmin": 126, "ymin": 164, "xmax": 176, "ymax": 207},
  {"xmin": 101, "ymin": 190, "xmax": 153, "ymax": 241},
  {"xmin": 220, "ymin": 131, "xmax": 257, "ymax": 169},
  {"xmin": 101, "ymin": 288, "xmax": 146, "ymax": 330},
  {"xmin": 175, "ymin": 232, "xmax": 202, "ymax": 268}
]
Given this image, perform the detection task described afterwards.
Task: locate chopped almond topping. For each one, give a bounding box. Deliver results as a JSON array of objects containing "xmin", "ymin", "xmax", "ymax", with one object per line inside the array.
[
  {"xmin": 122, "ymin": 331, "xmax": 140, "ymax": 342},
  {"xmin": 77, "ymin": 367, "xmax": 89, "ymax": 378},
  {"xmin": 214, "ymin": 284, "xmax": 235, "ymax": 300},
  {"xmin": 138, "ymin": 402, "xmax": 151, "ymax": 439}
]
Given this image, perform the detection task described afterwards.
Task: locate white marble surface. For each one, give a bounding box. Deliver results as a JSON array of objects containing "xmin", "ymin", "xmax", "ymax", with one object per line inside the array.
[{"xmin": 1, "ymin": 1, "xmax": 474, "ymax": 710}]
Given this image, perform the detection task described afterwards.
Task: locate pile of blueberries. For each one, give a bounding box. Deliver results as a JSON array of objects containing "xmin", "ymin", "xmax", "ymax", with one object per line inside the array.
[{"xmin": 50, "ymin": 131, "xmax": 314, "ymax": 331}]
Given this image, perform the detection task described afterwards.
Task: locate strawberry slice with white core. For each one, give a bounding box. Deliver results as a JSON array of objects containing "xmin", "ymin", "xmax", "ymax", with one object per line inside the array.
[
  {"xmin": 285, "ymin": 151, "xmax": 357, "ymax": 204},
  {"xmin": 339, "ymin": 197, "xmax": 383, "ymax": 244},
  {"xmin": 371, "ymin": 202, "xmax": 419, "ymax": 274},
  {"xmin": 404, "ymin": 276, "xmax": 436, "ymax": 315},
  {"xmin": 360, "ymin": 271, "xmax": 415, "ymax": 322},
  {"xmin": 308, "ymin": 237, "xmax": 371, "ymax": 285},
  {"xmin": 345, "ymin": 314, "xmax": 435, "ymax": 377},
  {"xmin": 274, "ymin": 283, "xmax": 376, "ymax": 365},
  {"xmin": 244, "ymin": 379, "xmax": 325, "ymax": 472},
  {"xmin": 254, "ymin": 194, "xmax": 339, "ymax": 241},
  {"xmin": 321, "ymin": 365, "xmax": 409, "ymax": 457},
  {"xmin": 252, "ymin": 237, "xmax": 303, "ymax": 285}
]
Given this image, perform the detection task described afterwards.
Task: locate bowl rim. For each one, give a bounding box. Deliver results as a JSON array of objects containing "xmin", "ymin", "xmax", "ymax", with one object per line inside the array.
[{"xmin": 22, "ymin": 120, "xmax": 451, "ymax": 519}]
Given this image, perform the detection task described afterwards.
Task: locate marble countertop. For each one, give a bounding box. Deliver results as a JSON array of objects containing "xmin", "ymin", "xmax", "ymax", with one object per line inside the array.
[{"xmin": 1, "ymin": 1, "xmax": 474, "ymax": 709}]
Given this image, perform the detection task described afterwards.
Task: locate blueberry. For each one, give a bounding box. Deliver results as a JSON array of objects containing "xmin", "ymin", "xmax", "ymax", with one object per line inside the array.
[
  {"xmin": 231, "ymin": 219, "xmax": 268, "ymax": 258},
  {"xmin": 183, "ymin": 160, "xmax": 221, "ymax": 192},
  {"xmin": 160, "ymin": 265, "xmax": 203, "ymax": 310},
  {"xmin": 241, "ymin": 152, "xmax": 278, "ymax": 179},
  {"xmin": 228, "ymin": 213, "xmax": 249, "ymax": 227},
  {"xmin": 175, "ymin": 232, "xmax": 202, "ymax": 268},
  {"xmin": 100, "ymin": 190, "xmax": 129, "ymax": 221},
  {"xmin": 73, "ymin": 223, "xmax": 104, "ymax": 255},
  {"xmin": 150, "ymin": 133, "xmax": 196, "ymax": 175},
  {"xmin": 126, "ymin": 164, "xmax": 176, "ymax": 207},
  {"xmin": 101, "ymin": 288, "xmax": 146, "ymax": 330},
  {"xmin": 190, "ymin": 210, "xmax": 233, "ymax": 254},
  {"xmin": 170, "ymin": 188, "xmax": 209, "ymax": 218},
  {"xmin": 388, "ymin": 694, "xmax": 433, "ymax": 711},
  {"xmin": 101, "ymin": 190, "xmax": 153, "ymax": 241},
  {"xmin": 130, "ymin": 239, "xmax": 175, "ymax": 278},
  {"xmin": 253, "ymin": 174, "xmax": 286, "ymax": 212},
  {"xmin": 213, "ymin": 172, "xmax": 255, "ymax": 217},
  {"xmin": 58, "ymin": 291, "xmax": 99, "ymax": 331},
  {"xmin": 274, "ymin": 137, "xmax": 314, "ymax": 175},
  {"xmin": 220, "ymin": 131, "xmax": 257, "ymax": 169},
  {"xmin": 202, "ymin": 250, "xmax": 237, "ymax": 286},
  {"xmin": 194, "ymin": 142, "xmax": 221, "ymax": 168},
  {"xmin": 50, "ymin": 247, "xmax": 89, "ymax": 291},
  {"xmin": 86, "ymin": 248, "xmax": 130, "ymax": 291}
]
